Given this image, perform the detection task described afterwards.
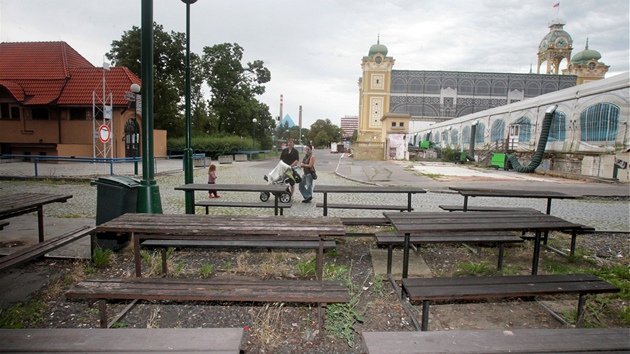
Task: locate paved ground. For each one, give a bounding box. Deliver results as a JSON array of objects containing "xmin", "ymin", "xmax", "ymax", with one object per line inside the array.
[{"xmin": 0, "ymin": 150, "xmax": 628, "ymax": 310}]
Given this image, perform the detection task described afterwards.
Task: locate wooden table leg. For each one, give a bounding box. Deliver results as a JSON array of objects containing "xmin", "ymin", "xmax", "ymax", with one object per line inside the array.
[
  {"xmin": 37, "ymin": 205, "xmax": 44, "ymax": 243},
  {"xmin": 532, "ymin": 230, "xmax": 542, "ymax": 275},
  {"xmin": 134, "ymin": 233, "xmax": 142, "ymax": 277},
  {"xmin": 323, "ymin": 193, "xmax": 328, "ymax": 216},
  {"xmin": 317, "ymin": 237, "xmax": 324, "ymax": 281},
  {"xmin": 402, "ymin": 232, "xmax": 410, "ymax": 279}
]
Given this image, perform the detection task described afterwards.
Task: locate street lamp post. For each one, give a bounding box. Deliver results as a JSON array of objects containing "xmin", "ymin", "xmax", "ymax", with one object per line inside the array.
[
  {"xmin": 182, "ymin": 0, "xmax": 197, "ymax": 214},
  {"xmin": 137, "ymin": 0, "xmax": 163, "ymax": 214},
  {"xmin": 252, "ymin": 118, "xmax": 257, "ymax": 152},
  {"xmin": 130, "ymin": 83, "xmax": 141, "ymax": 175}
]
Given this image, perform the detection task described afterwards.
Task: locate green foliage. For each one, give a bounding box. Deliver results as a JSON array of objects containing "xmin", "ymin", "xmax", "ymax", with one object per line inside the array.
[
  {"xmin": 454, "ymin": 261, "xmax": 498, "ymax": 276},
  {"xmin": 201, "ymin": 264, "xmax": 215, "ymax": 278},
  {"xmin": 0, "ymin": 300, "xmax": 46, "ymax": 328},
  {"xmin": 325, "ymin": 299, "xmax": 364, "ymax": 347},
  {"xmin": 168, "ymin": 134, "xmax": 256, "ymax": 156},
  {"xmin": 440, "ymin": 146, "xmax": 460, "ymax": 162},
  {"xmin": 111, "ymin": 322, "xmax": 128, "ymax": 328},
  {"xmin": 296, "ymin": 257, "xmax": 317, "ymax": 277},
  {"xmin": 92, "ymin": 247, "xmax": 113, "ymax": 268},
  {"xmin": 325, "ymin": 264, "xmax": 350, "ymax": 282},
  {"xmin": 308, "ymin": 119, "xmax": 343, "ymax": 148}
]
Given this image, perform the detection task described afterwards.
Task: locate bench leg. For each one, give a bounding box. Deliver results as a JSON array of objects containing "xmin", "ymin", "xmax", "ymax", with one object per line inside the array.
[
  {"xmin": 421, "ymin": 300, "xmax": 430, "ymax": 331},
  {"xmin": 99, "ymin": 299, "xmax": 108, "ymax": 328},
  {"xmin": 570, "ymin": 230, "xmax": 577, "ymax": 257},
  {"xmin": 205, "ymin": 206, "xmax": 209, "ymax": 215},
  {"xmin": 532, "ymin": 230, "xmax": 542, "ymax": 275},
  {"xmin": 387, "ymin": 245, "xmax": 393, "ymax": 276},
  {"xmin": 37, "ymin": 205, "xmax": 45, "ymax": 243},
  {"xmin": 134, "ymin": 233, "xmax": 142, "ymax": 277},
  {"xmin": 497, "ymin": 244, "xmax": 505, "ymax": 272},
  {"xmin": 317, "ymin": 238, "xmax": 324, "ymax": 281},
  {"xmin": 576, "ymin": 293, "xmax": 587, "ymax": 325}
]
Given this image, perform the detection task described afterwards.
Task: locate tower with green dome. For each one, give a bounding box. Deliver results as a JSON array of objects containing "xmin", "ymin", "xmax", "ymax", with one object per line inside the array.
[{"xmin": 562, "ymin": 38, "xmax": 610, "ymax": 84}]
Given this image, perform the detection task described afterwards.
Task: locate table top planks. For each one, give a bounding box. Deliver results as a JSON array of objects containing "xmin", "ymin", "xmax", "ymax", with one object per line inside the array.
[
  {"xmin": 0, "ymin": 193, "xmax": 72, "ymax": 218},
  {"xmin": 383, "ymin": 211, "xmax": 586, "ymax": 233},
  {"xmin": 448, "ymin": 187, "xmax": 579, "ymax": 199},
  {"xmin": 0, "ymin": 328, "xmax": 243, "ymax": 353},
  {"xmin": 175, "ymin": 183, "xmax": 287, "ymax": 193},
  {"xmin": 314, "ymin": 185, "xmax": 426, "ymax": 194},
  {"xmin": 362, "ymin": 328, "xmax": 630, "ymax": 354},
  {"xmin": 96, "ymin": 213, "xmax": 345, "ymax": 237}
]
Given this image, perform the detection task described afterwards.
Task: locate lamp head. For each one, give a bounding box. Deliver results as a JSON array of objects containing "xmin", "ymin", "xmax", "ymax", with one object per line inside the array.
[
  {"xmin": 252, "ymin": 118, "xmax": 258, "ymax": 123},
  {"xmin": 181, "ymin": 0, "xmax": 198, "ymax": 3},
  {"xmin": 130, "ymin": 83, "xmax": 141, "ymax": 93}
]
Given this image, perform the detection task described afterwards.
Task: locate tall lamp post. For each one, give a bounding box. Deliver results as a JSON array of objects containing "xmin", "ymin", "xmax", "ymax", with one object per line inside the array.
[
  {"xmin": 130, "ymin": 83, "xmax": 141, "ymax": 175},
  {"xmin": 137, "ymin": 0, "xmax": 162, "ymax": 214},
  {"xmin": 252, "ymin": 118, "xmax": 257, "ymax": 152},
  {"xmin": 182, "ymin": 0, "xmax": 197, "ymax": 214}
]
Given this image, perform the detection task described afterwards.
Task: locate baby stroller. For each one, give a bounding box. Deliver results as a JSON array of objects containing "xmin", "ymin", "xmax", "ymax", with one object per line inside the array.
[{"xmin": 260, "ymin": 160, "xmax": 301, "ymax": 203}]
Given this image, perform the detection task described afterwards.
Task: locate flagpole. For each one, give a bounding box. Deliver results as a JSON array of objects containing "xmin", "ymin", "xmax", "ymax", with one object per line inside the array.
[{"xmin": 556, "ymin": 3, "xmax": 559, "ymax": 20}]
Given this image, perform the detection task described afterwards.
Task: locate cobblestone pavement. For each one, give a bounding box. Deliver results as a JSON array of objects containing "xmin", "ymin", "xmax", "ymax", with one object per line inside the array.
[{"xmin": 0, "ymin": 154, "xmax": 628, "ymax": 232}]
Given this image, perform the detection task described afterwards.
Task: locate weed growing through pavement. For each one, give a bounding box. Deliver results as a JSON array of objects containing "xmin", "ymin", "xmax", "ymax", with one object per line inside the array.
[
  {"xmin": 325, "ymin": 261, "xmax": 365, "ymax": 347},
  {"xmin": 454, "ymin": 261, "xmax": 497, "ymax": 276},
  {"xmin": 201, "ymin": 264, "xmax": 215, "ymax": 277},
  {"xmin": 92, "ymin": 247, "xmax": 113, "ymax": 268}
]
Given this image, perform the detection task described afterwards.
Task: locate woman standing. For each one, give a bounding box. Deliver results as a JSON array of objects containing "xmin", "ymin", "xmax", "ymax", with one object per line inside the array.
[{"xmin": 299, "ymin": 145, "xmax": 316, "ymax": 203}]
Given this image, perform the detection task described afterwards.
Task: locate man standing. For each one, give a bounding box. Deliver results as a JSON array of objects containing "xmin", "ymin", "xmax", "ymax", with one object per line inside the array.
[{"xmin": 280, "ymin": 138, "xmax": 299, "ymax": 196}]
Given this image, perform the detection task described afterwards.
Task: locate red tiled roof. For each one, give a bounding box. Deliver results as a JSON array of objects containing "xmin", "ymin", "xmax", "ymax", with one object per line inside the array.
[
  {"xmin": 58, "ymin": 67, "xmax": 141, "ymax": 106},
  {"xmin": 0, "ymin": 41, "xmax": 93, "ymax": 80},
  {"xmin": 0, "ymin": 41, "xmax": 141, "ymax": 107}
]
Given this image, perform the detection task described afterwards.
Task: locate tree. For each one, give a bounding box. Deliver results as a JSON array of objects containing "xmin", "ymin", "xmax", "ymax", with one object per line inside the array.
[
  {"xmin": 200, "ymin": 43, "xmax": 271, "ymax": 138},
  {"xmin": 107, "ymin": 23, "xmax": 204, "ymax": 137},
  {"xmin": 308, "ymin": 119, "xmax": 343, "ymax": 147}
]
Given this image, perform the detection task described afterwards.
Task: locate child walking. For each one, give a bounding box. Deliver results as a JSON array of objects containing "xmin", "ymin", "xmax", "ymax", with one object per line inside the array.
[{"xmin": 207, "ymin": 164, "xmax": 219, "ymax": 198}]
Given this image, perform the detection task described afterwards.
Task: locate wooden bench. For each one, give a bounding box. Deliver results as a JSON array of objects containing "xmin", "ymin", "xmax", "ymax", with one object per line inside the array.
[
  {"xmin": 439, "ymin": 205, "xmax": 539, "ymax": 212},
  {"xmin": 316, "ymin": 203, "xmax": 412, "ymax": 212},
  {"xmin": 0, "ymin": 226, "xmax": 95, "ymax": 272},
  {"xmin": 141, "ymin": 239, "xmax": 337, "ymax": 276},
  {"xmin": 66, "ymin": 277, "xmax": 350, "ymax": 328},
  {"xmin": 362, "ymin": 328, "xmax": 630, "ymax": 353},
  {"xmin": 340, "ymin": 217, "xmax": 390, "ymax": 226},
  {"xmin": 375, "ymin": 231, "xmax": 524, "ymax": 273},
  {"xmin": 0, "ymin": 328, "xmax": 244, "ymax": 353},
  {"xmin": 196, "ymin": 200, "xmax": 292, "ymax": 215},
  {"xmin": 402, "ymin": 274, "xmax": 620, "ymax": 331}
]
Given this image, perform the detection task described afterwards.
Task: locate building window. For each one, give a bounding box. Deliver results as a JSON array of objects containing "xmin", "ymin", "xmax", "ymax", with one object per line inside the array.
[
  {"xmin": 462, "ymin": 126, "xmax": 471, "ymax": 144},
  {"xmin": 32, "ymin": 108, "xmax": 49, "ymax": 120},
  {"xmin": 451, "ymin": 129, "xmax": 459, "ymax": 145},
  {"xmin": 580, "ymin": 103, "xmax": 619, "ymax": 141},
  {"xmin": 548, "ymin": 111, "xmax": 566, "ymax": 142},
  {"xmin": 399, "ymin": 122, "xmax": 404, "ymax": 127},
  {"xmin": 491, "ymin": 119, "xmax": 506, "ymax": 142},
  {"xmin": 514, "ymin": 117, "xmax": 531, "ymax": 142},
  {"xmin": 391, "ymin": 122, "xmax": 396, "ymax": 127},
  {"xmin": 0, "ymin": 103, "xmax": 20, "ymax": 120},
  {"xmin": 475, "ymin": 123, "xmax": 485, "ymax": 143},
  {"xmin": 70, "ymin": 108, "xmax": 86, "ymax": 120}
]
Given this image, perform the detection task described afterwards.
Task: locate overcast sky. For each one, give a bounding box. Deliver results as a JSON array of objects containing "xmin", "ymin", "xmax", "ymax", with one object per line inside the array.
[{"xmin": 1, "ymin": 0, "xmax": 628, "ymax": 128}]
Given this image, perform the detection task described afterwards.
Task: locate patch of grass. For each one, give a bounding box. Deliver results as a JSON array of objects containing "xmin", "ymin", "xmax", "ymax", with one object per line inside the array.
[
  {"xmin": 296, "ymin": 257, "xmax": 316, "ymax": 277},
  {"xmin": 201, "ymin": 264, "xmax": 215, "ymax": 278},
  {"xmin": 221, "ymin": 261, "xmax": 234, "ymax": 272},
  {"xmin": 251, "ymin": 303, "xmax": 286, "ymax": 350},
  {"xmin": 140, "ymin": 248, "xmax": 174, "ymax": 276},
  {"xmin": 454, "ymin": 261, "xmax": 497, "ymax": 276},
  {"xmin": 111, "ymin": 322, "xmax": 128, "ymax": 328},
  {"xmin": 92, "ymin": 247, "xmax": 113, "ymax": 268},
  {"xmin": 0, "ymin": 299, "xmax": 46, "ymax": 328},
  {"xmin": 173, "ymin": 262, "xmax": 186, "ymax": 276},
  {"xmin": 325, "ymin": 264, "xmax": 349, "ymax": 282},
  {"xmin": 369, "ymin": 275, "xmax": 388, "ymax": 297},
  {"xmin": 325, "ymin": 299, "xmax": 364, "ymax": 347},
  {"xmin": 418, "ymin": 172, "xmax": 444, "ymax": 180}
]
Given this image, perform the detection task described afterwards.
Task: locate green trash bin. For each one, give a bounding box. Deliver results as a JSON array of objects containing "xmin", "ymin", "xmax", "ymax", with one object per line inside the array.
[{"xmin": 91, "ymin": 176, "xmax": 140, "ymax": 250}]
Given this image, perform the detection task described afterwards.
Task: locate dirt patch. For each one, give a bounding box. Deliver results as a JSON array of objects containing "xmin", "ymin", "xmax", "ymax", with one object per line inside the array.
[{"xmin": 1, "ymin": 231, "xmax": 628, "ymax": 353}]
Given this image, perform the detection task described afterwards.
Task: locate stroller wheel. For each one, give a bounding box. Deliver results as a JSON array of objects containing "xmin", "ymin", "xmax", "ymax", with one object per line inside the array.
[
  {"xmin": 260, "ymin": 192, "xmax": 270, "ymax": 202},
  {"xmin": 279, "ymin": 192, "xmax": 291, "ymax": 203}
]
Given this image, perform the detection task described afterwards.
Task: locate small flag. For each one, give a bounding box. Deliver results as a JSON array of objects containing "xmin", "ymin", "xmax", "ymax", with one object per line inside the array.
[{"xmin": 553, "ymin": 2, "xmax": 559, "ymax": 8}]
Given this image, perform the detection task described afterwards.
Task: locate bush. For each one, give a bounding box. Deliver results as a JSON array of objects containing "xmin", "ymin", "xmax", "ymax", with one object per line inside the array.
[{"xmin": 168, "ymin": 134, "xmax": 258, "ymax": 158}]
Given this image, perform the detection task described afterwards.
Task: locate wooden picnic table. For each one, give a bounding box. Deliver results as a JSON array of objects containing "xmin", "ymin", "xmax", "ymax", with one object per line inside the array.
[
  {"xmin": 383, "ymin": 211, "xmax": 587, "ymax": 277},
  {"xmin": 175, "ymin": 183, "xmax": 289, "ymax": 215},
  {"xmin": 0, "ymin": 193, "xmax": 72, "ymax": 242},
  {"xmin": 313, "ymin": 185, "xmax": 426, "ymax": 216},
  {"xmin": 96, "ymin": 213, "xmax": 345, "ymax": 279},
  {"xmin": 448, "ymin": 187, "xmax": 579, "ymax": 214}
]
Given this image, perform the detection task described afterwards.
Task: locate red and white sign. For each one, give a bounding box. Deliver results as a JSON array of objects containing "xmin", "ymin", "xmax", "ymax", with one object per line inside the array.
[{"xmin": 98, "ymin": 124, "xmax": 111, "ymax": 143}]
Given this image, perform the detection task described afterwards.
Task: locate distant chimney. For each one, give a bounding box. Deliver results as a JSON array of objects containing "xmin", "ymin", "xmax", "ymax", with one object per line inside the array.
[{"xmin": 279, "ymin": 94, "xmax": 283, "ymax": 121}]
